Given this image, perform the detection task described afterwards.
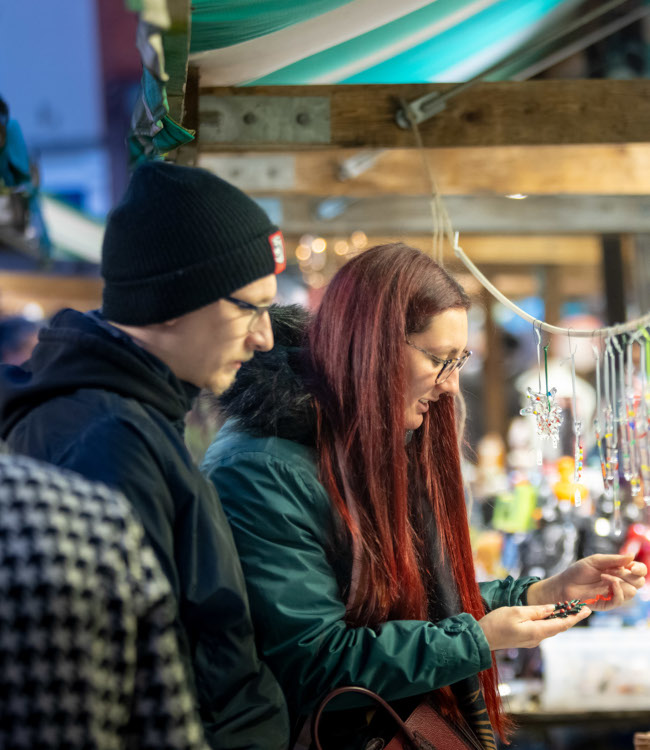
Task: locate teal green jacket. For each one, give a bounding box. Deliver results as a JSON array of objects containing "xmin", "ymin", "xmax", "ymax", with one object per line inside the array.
[{"xmin": 202, "ymin": 421, "xmax": 538, "ymax": 719}]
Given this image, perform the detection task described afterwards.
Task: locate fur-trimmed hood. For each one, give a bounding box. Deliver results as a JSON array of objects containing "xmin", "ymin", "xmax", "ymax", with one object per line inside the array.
[{"xmin": 218, "ymin": 304, "xmax": 317, "ymax": 446}]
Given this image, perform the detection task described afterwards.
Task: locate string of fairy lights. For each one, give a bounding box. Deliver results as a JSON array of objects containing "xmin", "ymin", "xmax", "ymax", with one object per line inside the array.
[{"xmin": 293, "ymin": 231, "xmax": 369, "ymax": 289}]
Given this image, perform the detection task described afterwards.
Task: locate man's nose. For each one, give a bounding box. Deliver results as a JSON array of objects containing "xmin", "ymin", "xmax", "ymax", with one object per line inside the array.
[{"xmin": 247, "ymin": 311, "xmax": 274, "ymax": 352}]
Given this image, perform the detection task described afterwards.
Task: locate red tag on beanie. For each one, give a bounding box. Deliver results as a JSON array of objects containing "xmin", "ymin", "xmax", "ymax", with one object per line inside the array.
[{"xmin": 269, "ymin": 230, "xmax": 286, "ymax": 274}]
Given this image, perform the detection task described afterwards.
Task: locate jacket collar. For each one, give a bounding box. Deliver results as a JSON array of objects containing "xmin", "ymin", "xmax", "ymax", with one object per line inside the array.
[{"xmin": 218, "ymin": 304, "xmax": 316, "ymax": 446}]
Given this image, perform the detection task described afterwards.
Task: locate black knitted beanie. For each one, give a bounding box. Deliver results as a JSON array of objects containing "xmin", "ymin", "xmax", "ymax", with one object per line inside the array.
[{"xmin": 101, "ymin": 160, "xmax": 286, "ymax": 325}]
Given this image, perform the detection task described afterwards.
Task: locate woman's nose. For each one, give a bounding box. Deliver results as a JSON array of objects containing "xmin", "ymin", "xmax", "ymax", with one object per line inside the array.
[{"xmin": 437, "ymin": 367, "xmax": 461, "ymax": 396}]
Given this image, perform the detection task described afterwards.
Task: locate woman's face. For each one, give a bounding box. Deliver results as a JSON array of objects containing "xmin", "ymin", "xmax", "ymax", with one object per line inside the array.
[{"xmin": 404, "ymin": 308, "xmax": 468, "ymax": 431}]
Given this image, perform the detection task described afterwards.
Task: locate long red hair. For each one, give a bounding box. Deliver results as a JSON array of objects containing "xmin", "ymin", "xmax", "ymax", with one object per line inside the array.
[{"xmin": 308, "ymin": 244, "xmax": 511, "ymax": 740}]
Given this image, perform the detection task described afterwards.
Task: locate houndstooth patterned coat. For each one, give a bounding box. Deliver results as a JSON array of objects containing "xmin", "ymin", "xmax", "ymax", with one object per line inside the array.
[{"xmin": 0, "ymin": 451, "xmax": 209, "ymax": 750}]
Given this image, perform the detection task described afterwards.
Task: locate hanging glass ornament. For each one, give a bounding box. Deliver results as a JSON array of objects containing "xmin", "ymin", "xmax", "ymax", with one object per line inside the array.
[
  {"xmin": 533, "ymin": 323, "xmax": 544, "ymax": 465},
  {"xmin": 604, "ymin": 341, "xmax": 616, "ymax": 489},
  {"xmin": 638, "ymin": 330, "xmax": 650, "ymax": 506},
  {"xmin": 569, "ymin": 343, "xmax": 583, "ymax": 506},
  {"xmin": 626, "ymin": 335, "xmax": 641, "ymax": 496},
  {"xmin": 607, "ymin": 339, "xmax": 622, "ymax": 536},
  {"xmin": 614, "ymin": 337, "xmax": 633, "ymax": 483},
  {"xmin": 592, "ymin": 345, "xmax": 609, "ymax": 493},
  {"xmin": 520, "ymin": 341, "xmax": 563, "ymax": 449},
  {"xmin": 521, "ymin": 386, "xmax": 564, "ymax": 447}
]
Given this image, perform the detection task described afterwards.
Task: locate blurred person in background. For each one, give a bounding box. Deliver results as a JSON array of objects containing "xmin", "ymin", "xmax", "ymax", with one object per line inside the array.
[
  {"xmin": 0, "ymin": 95, "xmax": 30, "ymax": 188},
  {"xmin": 0, "ymin": 95, "xmax": 51, "ymax": 252},
  {"xmin": 0, "ymin": 315, "xmax": 39, "ymax": 365}
]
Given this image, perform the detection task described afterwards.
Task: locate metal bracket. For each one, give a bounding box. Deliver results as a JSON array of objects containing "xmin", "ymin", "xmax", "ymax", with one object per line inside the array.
[
  {"xmin": 199, "ymin": 95, "xmax": 330, "ymax": 145},
  {"xmin": 395, "ymin": 91, "xmax": 448, "ymax": 129},
  {"xmin": 197, "ymin": 154, "xmax": 296, "ymax": 191},
  {"xmin": 337, "ymin": 150, "xmax": 385, "ymax": 181}
]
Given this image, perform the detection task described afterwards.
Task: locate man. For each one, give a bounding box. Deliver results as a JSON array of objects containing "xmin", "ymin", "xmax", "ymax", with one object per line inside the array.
[
  {"xmin": 0, "ymin": 94, "xmax": 51, "ymax": 251},
  {"xmin": 0, "ymin": 448, "xmax": 209, "ymax": 750},
  {"xmin": 0, "ymin": 95, "xmax": 31, "ymax": 187},
  {"xmin": 0, "ymin": 161, "xmax": 289, "ymax": 749}
]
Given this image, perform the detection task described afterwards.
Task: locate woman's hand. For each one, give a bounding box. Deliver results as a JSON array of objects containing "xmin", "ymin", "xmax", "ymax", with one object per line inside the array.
[
  {"xmin": 478, "ymin": 604, "xmax": 591, "ymax": 651},
  {"xmin": 526, "ymin": 554, "xmax": 648, "ymax": 611}
]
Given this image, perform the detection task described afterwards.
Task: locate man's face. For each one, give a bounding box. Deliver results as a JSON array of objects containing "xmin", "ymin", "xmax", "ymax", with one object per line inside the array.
[{"xmin": 172, "ymin": 274, "xmax": 277, "ymax": 394}]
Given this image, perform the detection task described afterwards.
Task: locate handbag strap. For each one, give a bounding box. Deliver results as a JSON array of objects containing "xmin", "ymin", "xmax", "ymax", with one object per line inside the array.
[{"xmin": 311, "ymin": 686, "xmax": 419, "ymax": 750}]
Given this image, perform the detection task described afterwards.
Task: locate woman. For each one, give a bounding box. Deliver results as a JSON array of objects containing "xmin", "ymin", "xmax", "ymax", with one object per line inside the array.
[{"xmin": 202, "ymin": 244, "xmax": 645, "ymax": 749}]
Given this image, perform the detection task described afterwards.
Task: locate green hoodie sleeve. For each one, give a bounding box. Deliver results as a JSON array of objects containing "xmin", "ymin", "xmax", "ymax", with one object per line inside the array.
[
  {"xmin": 479, "ymin": 576, "xmax": 540, "ymax": 611},
  {"xmin": 204, "ymin": 445, "xmax": 493, "ymax": 715}
]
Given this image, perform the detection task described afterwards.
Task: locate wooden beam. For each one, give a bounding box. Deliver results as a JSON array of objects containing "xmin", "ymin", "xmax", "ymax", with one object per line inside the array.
[
  {"xmin": 448, "ymin": 236, "xmax": 602, "ymax": 266},
  {"xmin": 0, "ymin": 273, "xmax": 102, "ymax": 318},
  {"xmin": 175, "ymin": 64, "xmax": 200, "ymax": 166},
  {"xmin": 489, "ymin": 266, "xmax": 600, "ymax": 297},
  {"xmin": 163, "ymin": 0, "xmax": 191, "ymax": 123},
  {"xmin": 628, "ymin": 234, "xmax": 650, "ymax": 315},
  {"xmin": 285, "ymin": 234, "xmax": 603, "ymax": 266},
  {"xmin": 277, "ymin": 195, "xmax": 650, "ymax": 234},
  {"xmin": 198, "ymin": 81, "xmax": 650, "ymax": 149},
  {"xmin": 544, "ymin": 266, "xmax": 563, "ymax": 327},
  {"xmin": 559, "ymin": 266, "xmax": 601, "ymax": 298},
  {"xmin": 198, "ymin": 144, "xmax": 650, "ymax": 196},
  {"xmin": 483, "ymin": 291, "xmax": 507, "ymax": 440},
  {"xmin": 0, "ymin": 273, "xmax": 102, "ymax": 307},
  {"xmin": 602, "ymin": 235, "xmax": 626, "ymax": 326}
]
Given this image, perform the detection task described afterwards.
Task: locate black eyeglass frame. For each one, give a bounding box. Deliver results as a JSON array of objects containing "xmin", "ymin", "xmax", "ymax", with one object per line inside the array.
[
  {"xmin": 224, "ymin": 296, "xmax": 272, "ymax": 331},
  {"xmin": 405, "ymin": 340, "xmax": 472, "ymax": 383}
]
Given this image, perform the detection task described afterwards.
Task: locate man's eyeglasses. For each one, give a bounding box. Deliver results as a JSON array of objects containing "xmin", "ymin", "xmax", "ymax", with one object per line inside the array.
[
  {"xmin": 224, "ymin": 296, "xmax": 272, "ymax": 332},
  {"xmin": 406, "ymin": 340, "xmax": 472, "ymax": 384}
]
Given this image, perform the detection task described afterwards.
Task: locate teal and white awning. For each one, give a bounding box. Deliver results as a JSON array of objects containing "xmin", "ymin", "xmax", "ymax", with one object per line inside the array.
[
  {"xmin": 41, "ymin": 196, "xmax": 104, "ymax": 263},
  {"xmin": 189, "ymin": 0, "xmax": 579, "ymax": 86}
]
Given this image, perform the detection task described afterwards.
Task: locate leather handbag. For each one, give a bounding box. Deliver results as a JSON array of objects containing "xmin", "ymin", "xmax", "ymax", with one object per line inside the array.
[{"xmin": 311, "ymin": 686, "xmax": 484, "ymax": 750}]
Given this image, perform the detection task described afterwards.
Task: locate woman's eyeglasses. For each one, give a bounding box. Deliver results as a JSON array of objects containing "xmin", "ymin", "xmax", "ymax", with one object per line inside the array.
[
  {"xmin": 224, "ymin": 296, "xmax": 272, "ymax": 332},
  {"xmin": 406, "ymin": 340, "xmax": 472, "ymax": 384}
]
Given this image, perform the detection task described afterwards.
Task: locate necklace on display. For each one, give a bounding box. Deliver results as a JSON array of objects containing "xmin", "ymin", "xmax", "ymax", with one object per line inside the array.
[{"xmin": 568, "ymin": 336, "xmax": 583, "ymax": 507}]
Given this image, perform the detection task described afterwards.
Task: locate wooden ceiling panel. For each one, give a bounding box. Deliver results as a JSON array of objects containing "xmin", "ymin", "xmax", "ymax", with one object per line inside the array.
[{"xmin": 200, "ymin": 144, "xmax": 650, "ymax": 197}]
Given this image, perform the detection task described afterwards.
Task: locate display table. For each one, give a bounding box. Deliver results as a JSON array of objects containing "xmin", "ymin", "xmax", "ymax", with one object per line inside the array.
[
  {"xmin": 506, "ymin": 709, "xmax": 650, "ymax": 750},
  {"xmin": 512, "ymin": 709, "xmax": 650, "ymax": 727}
]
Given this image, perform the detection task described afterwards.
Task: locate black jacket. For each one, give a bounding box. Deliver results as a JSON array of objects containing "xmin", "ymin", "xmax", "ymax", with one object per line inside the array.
[{"xmin": 0, "ymin": 308, "xmax": 289, "ymax": 750}]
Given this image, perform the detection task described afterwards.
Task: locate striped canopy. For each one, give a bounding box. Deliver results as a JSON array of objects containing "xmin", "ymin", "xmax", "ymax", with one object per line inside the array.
[{"xmin": 189, "ymin": 0, "xmax": 580, "ymax": 86}]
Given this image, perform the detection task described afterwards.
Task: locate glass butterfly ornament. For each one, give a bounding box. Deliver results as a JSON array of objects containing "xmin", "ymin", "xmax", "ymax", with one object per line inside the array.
[
  {"xmin": 521, "ymin": 335, "xmax": 563, "ymax": 456},
  {"xmin": 520, "ymin": 385, "xmax": 563, "ymax": 448}
]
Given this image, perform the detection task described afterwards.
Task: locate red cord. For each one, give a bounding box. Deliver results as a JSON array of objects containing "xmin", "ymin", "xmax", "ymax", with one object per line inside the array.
[{"xmin": 581, "ymin": 593, "xmax": 613, "ymax": 606}]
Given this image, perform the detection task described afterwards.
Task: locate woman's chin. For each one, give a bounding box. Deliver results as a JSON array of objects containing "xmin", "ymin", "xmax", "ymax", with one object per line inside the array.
[{"xmin": 405, "ymin": 413, "xmax": 424, "ymax": 431}]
